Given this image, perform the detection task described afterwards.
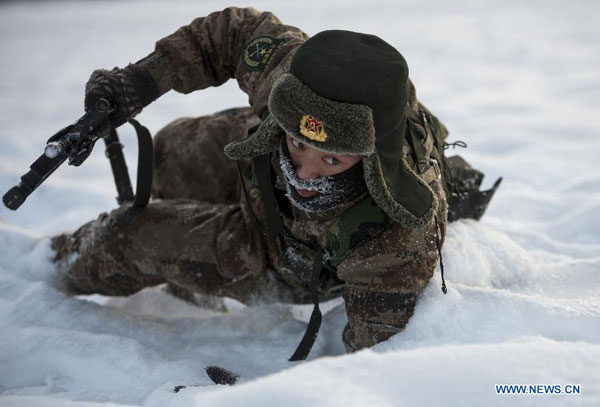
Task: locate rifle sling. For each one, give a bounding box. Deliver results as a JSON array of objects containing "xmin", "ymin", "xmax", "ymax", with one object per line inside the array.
[
  {"xmin": 103, "ymin": 119, "xmax": 153, "ymax": 208},
  {"xmin": 104, "ymin": 129, "xmax": 134, "ymax": 204},
  {"xmin": 128, "ymin": 119, "xmax": 153, "ymax": 207}
]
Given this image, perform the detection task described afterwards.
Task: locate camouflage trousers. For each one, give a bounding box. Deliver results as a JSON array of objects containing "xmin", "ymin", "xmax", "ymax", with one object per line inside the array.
[{"xmin": 52, "ymin": 107, "xmax": 297, "ymax": 304}]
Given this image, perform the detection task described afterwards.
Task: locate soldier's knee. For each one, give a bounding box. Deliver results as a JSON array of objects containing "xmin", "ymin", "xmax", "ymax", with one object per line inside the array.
[{"xmin": 153, "ymin": 118, "xmax": 190, "ymax": 171}]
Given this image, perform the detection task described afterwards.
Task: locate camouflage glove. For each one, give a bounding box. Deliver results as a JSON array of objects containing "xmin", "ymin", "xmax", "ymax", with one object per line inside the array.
[
  {"xmin": 342, "ymin": 285, "xmax": 417, "ymax": 352},
  {"xmin": 84, "ymin": 63, "xmax": 160, "ymax": 128}
]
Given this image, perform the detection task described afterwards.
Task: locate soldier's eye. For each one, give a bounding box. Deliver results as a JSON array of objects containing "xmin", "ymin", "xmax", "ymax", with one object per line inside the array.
[
  {"xmin": 291, "ymin": 138, "xmax": 305, "ymax": 150},
  {"xmin": 324, "ymin": 156, "xmax": 340, "ymax": 166}
]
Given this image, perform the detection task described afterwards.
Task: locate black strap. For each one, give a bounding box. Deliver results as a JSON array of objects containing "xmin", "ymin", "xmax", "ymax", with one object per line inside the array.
[
  {"xmin": 250, "ymin": 154, "xmax": 324, "ymax": 361},
  {"xmin": 434, "ymin": 216, "xmax": 447, "ymax": 294},
  {"xmin": 288, "ymin": 254, "xmax": 324, "ymax": 361},
  {"xmin": 406, "ymin": 121, "xmax": 430, "ymax": 173},
  {"xmin": 254, "ymin": 154, "xmax": 287, "ymax": 243},
  {"xmin": 102, "ymin": 119, "xmax": 153, "ymax": 208},
  {"xmin": 236, "ymin": 162, "xmax": 265, "ymax": 234},
  {"xmin": 128, "ymin": 119, "xmax": 153, "ymax": 207},
  {"xmin": 103, "ymin": 129, "xmax": 134, "ymax": 204}
]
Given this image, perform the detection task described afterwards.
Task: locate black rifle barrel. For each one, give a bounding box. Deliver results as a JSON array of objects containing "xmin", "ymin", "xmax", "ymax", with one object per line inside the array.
[
  {"xmin": 2, "ymin": 98, "xmax": 114, "ymax": 210},
  {"xmin": 3, "ymin": 153, "xmax": 67, "ymax": 210}
]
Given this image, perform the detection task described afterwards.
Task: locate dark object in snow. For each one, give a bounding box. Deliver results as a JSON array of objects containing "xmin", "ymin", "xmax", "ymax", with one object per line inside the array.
[
  {"xmin": 173, "ymin": 385, "xmax": 187, "ymax": 393},
  {"xmin": 444, "ymin": 155, "xmax": 502, "ymax": 222},
  {"xmin": 2, "ymin": 98, "xmax": 153, "ymax": 210},
  {"xmin": 205, "ymin": 365, "xmax": 240, "ymax": 385}
]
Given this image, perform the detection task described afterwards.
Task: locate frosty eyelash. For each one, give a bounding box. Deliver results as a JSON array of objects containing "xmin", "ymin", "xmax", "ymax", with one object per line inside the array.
[
  {"xmin": 290, "ymin": 137, "xmax": 340, "ymax": 165},
  {"xmin": 291, "ymin": 138, "xmax": 304, "ymax": 149},
  {"xmin": 323, "ymin": 156, "xmax": 340, "ymax": 165}
]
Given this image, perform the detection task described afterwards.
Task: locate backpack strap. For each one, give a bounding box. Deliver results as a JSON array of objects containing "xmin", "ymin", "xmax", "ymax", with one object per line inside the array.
[
  {"xmin": 253, "ymin": 154, "xmax": 286, "ymax": 244},
  {"xmin": 249, "ymin": 154, "xmax": 393, "ymax": 361},
  {"xmin": 406, "ymin": 108, "xmax": 442, "ymax": 186},
  {"xmin": 251, "ymin": 154, "xmax": 324, "ymax": 361}
]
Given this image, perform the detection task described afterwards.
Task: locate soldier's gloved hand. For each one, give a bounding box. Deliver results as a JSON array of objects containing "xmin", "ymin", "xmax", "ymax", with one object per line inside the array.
[{"xmin": 84, "ymin": 63, "xmax": 160, "ymax": 128}]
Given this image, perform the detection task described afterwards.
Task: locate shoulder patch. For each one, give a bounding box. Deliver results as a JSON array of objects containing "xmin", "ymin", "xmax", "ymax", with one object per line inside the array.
[{"xmin": 242, "ymin": 36, "xmax": 287, "ymax": 72}]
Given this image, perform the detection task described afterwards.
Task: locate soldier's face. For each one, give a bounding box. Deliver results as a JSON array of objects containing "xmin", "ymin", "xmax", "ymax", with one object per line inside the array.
[{"xmin": 285, "ymin": 134, "xmax": 362, "ymax": 198}]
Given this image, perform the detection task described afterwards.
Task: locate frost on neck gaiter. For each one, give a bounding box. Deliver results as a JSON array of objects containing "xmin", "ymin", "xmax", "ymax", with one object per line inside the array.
[{"xmin": 278, "ymin": 140, "xmax": 367, "ymax": 214}]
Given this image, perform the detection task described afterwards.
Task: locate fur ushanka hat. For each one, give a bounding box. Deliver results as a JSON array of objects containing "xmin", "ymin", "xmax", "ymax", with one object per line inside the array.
[{"xmin": 225, "ymin": 30, "xmax": 438, "ymax": 228}]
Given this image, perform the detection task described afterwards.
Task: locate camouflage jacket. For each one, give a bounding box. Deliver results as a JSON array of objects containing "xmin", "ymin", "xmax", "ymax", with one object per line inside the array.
[{"xmin": 141, "ymin": 7, "xmax": 448, "ymax": 351}]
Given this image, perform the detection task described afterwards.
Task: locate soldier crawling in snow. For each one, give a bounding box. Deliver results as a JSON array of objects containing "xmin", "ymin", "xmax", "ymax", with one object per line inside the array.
[{"xmin": 51, "ymin": 7, "xmax": 499, "ymax": 357}]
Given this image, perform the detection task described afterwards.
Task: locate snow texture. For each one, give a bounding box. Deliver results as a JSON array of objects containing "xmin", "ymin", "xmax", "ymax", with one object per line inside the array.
[{"xmin": 1, "ymin": 0, "xmax": 599, "ymax": 406}]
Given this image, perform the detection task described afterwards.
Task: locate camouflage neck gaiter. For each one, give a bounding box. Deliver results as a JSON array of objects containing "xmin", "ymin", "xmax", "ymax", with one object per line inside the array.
[{"xmin": 278, "ymin": 139, "xmax": 367, "ymax": 214}]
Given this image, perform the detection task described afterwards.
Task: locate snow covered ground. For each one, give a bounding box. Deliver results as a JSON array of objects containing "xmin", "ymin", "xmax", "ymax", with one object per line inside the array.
[{"xmin": 1, "ymin": 0, "xmax": 599, "ymax": 406}]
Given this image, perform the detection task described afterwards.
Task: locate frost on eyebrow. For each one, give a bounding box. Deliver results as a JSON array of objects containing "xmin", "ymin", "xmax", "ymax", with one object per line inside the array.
[{"xmin": 286, "ymin": 133, "xmax": 361, "ymax": 166}]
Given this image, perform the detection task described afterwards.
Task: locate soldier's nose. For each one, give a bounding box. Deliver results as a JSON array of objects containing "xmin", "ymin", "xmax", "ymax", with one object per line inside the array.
[{"xmin": 296, "ymin": 164, "xmax": 320, "ymax": 180}]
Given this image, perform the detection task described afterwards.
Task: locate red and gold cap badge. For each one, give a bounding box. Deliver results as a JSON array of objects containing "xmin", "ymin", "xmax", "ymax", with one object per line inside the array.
[{"xmin": 299, "ymin": 115, "xmax": 327, "ymax": 142}]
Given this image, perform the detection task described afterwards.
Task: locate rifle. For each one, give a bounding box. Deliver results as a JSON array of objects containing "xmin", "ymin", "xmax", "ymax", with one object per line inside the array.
[{"xmin": 2, "ymin": 98, "xmax": 153, "ymax": 210}]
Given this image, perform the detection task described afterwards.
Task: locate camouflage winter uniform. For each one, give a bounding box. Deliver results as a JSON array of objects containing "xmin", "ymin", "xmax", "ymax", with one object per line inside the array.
[{"xmin": 52, "ymin": 7, "xmax": 448, "ymax": 352}]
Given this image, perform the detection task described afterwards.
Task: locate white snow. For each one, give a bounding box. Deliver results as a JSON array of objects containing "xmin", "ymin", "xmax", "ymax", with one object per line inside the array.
[{"xmin": 1, "ymin": 0, "xmax": 599, "ymax": 406}]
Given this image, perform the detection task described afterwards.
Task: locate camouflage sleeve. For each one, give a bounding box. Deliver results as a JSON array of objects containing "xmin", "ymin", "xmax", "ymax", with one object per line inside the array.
[
  {"xmin": 138, "ymin": 7, "xmax": 308, "ymax": 116},
  {"xmin": 337, "ymin": 181, "xmax": 448, "ymax": 352}
]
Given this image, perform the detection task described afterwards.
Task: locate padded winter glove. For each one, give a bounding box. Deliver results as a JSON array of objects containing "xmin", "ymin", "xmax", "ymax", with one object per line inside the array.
[{"xmin": 84, "ymin": 63, "xmax": 160, "ymax": 128}]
